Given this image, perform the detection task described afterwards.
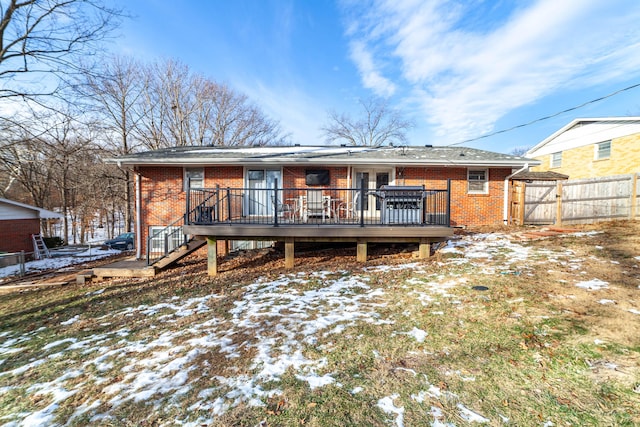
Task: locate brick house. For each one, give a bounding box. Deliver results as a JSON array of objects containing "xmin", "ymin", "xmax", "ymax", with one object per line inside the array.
[
  {"xmin": 526, "ymin": 117, "xmax": 640, "ymax": 179},
  {"xmin": 113, "ymin": 145, "xmax": 537, "ymax": 272},
  {"xmin": 0, "ymin": 198, "xmax": 62, "ymax": 256}
]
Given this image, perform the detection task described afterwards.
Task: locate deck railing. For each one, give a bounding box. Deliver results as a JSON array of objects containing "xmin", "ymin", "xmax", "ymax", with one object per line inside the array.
[{"xmin": 186, "ymin": 180, "xmax": 451, "ymax": 227}]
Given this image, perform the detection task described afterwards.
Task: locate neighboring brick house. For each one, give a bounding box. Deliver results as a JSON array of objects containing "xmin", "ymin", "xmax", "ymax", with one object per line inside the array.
[
  {"xmin": 113, "ymin": 145, "xmax": 538, "ymax": 262},
  {"xmin": 0, "ymin": 198, "xmax": 62, "ymax": 256},
  {"xmin": 526, "ymin": 117, "xmax": 640, "ymax": 179}
]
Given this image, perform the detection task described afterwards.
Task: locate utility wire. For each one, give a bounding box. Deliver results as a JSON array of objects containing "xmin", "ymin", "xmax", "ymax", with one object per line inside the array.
[{"xmin": 447, "ymin": 81, "xmax": 640, "ymax": 146}]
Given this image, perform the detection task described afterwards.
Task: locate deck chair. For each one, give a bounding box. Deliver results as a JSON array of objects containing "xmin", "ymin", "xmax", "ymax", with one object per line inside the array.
[
  {"xmin": 272, "ymin": 195, "xmax": 294, "ymax": 222},
  {"xmin": 337, "ymin": 191, "xmax": 359, "ymax": 222},
  {"xmin": 304, "ymin": 190, "xmax": 328, "ymax": 222}
]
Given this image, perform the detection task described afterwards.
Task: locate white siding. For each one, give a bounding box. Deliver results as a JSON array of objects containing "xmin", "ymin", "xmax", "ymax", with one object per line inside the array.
[
  {"xmin": 0, "ymin": 204, "xmax": 38, "ymax": 220},
  {"xmin": 528, "ymin": 119, "xmax": 640, "ymax": 157}
]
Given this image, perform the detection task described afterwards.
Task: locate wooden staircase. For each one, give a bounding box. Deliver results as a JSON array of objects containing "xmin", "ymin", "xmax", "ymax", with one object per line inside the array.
[{"xmin": 151, "ymin": 238, "xmax": 207, "ymax": 270}]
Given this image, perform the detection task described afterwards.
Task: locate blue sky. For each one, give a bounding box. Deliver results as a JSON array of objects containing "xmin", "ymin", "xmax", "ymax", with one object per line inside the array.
[{"xmin": 112, "ymin": 0, "xmax": 640, "ymax": 153}]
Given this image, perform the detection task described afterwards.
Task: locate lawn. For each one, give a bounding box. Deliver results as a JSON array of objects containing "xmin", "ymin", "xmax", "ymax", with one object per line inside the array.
[{"xmin": 0, "ymin": 221, "xmax": 639, "ymax": 426}]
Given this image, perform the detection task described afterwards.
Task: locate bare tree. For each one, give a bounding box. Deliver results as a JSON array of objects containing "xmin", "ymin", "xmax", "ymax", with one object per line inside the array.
[
  {"xmin": 137, "ymin": 59, "xmax": 288, "ymax": 149},
  {"xmin": 322, "ymin": 97, "xmax": 414, "ymax": 146},
  {"xmin": 0, "ymin": 105, "xmax": 104, "ymax": 243},
  {"xmin": 0, "ymin": 0, "xmax": 123, "ymax": 100},
  {"xmin": 209, "ymin": 82, "xmax": 287, "ymax": 146},
  {"xmin": 0, "ymin": 119, "xmax": 53, "ymax": 207},
  {"xmin": 84, "ymin": 55, "xmax": 145, "ymax": 232},
  {"xmin": 510, "ymin": 146, "xmax": 531, "ymax": 157}
]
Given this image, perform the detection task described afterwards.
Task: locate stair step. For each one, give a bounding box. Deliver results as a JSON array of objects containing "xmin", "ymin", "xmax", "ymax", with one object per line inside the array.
[{"xmin": 152, "ymin": 239, "xmax": 206, "ymax": 270}]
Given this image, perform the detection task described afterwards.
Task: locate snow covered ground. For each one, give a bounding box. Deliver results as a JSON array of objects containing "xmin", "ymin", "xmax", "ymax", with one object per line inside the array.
[
  {"xmin": 0, "ymin": 230, "xmax": 638, "ymax": 426},
  {"xmin": 0, "ymin": 246, "xmax": 121, "ymax": 280}
]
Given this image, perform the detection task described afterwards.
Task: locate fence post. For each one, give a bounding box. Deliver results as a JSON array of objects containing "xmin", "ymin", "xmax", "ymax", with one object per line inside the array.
[
  {"xmin": 359, "ymin": 177, "xmax": 366, "ymax": 227},
  {"xmin": 216, "ymin": 184, "xmax": 221, "ymax": 222},
  {"xmin": 146, "ymin": 235, "xmax": 151, "ymax": 265},
  {"xmin": 164, "ymin": 234, "xmax": 169, "ymax": 255},
  {"xmin": 19, "ymin": 251, "xmax": 25, "ymax": 277},
  {"xmin": 186, "ymin": 180, "xmax": 191, "ymax": 224},
  {"xmin": 226, "ymin": 188, "xmax": 232, "ymax": 223},
  {"xmin": 555, "ymin": 181, "xmax": 563, "ymax": 226},
  {"xmin": 274, "ymin": 179, "xmax": 279, "ymax": 227},
  {"xmin": 631, "ymin": 173, "xmax": 638, "ymax": 220},
  {"xmin": 446, "ymin": 179, "xmax": 451, "ymax": 226}
]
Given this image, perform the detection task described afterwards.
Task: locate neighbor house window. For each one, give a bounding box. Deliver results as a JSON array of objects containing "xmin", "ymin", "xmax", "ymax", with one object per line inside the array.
[
  {"xmin": 596, "ymin": 141, "xmax": 611, "ymax": 160},
  {"xmin": 184, "ymin": 167, "xmax": 204, "ymax": 189},
  {"xmin": 551, "ymin": 152, "xmax": 562, "ymax": 168},
  {"xmin": 468, "ymin": 169, "xmax": 488, "ymax": 194}
]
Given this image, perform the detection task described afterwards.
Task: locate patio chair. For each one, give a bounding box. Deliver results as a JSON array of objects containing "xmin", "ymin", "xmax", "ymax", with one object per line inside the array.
[
  {"xmin": 337, "ymin": 192, "xmax": 359, "ymax": 222},
  {"xmin": 272, "ymin": 195, "xmax": 294, "ymax": 222},
  {"xmin": 304, "ymin": 190, "xmax": 329, "ymax": 222}
]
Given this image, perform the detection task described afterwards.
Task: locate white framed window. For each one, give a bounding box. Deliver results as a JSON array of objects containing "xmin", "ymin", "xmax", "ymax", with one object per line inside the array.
[
  {"xmin": 148, "ymin": 226, "xmax": 183, "ymax": 254},
  {"xmin": 551, "ymin": 152, "xmax": 562, "ymax": 168},
  {"xmin": 468, "ymin": 169, "xmax": 488, "ymax": 194},
  {"xmin": 184, "ymin": 167, "xmax": 204, "ymax": 190},
  {"xmin": 595, "ymin": 141, "xmax": 611, "ymax": 160}
]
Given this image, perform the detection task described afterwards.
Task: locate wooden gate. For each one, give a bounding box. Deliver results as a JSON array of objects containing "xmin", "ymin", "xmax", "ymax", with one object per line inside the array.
[
  {"xmin": 509, "ymin": 181, "xmax": 525, "ymax": 225},
  {"xmin": 522, "ymin": 181, "xmax": 558, "ymax": 224}
]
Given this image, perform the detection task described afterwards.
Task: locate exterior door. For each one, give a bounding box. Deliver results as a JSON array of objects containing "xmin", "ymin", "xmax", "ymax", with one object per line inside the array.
[
  {"xmin": 247, "ymin": 169, "xmax": 282, "ymax": 216},
  {"xmin": 353, "ymin": 168, "xmax": 392, "ymax": 218}
]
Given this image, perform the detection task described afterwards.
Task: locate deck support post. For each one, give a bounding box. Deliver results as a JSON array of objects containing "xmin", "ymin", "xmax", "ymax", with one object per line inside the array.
[
  {"xmin": 419, "ymin": 239, "xmax": 431, "ymax": 259},
  {"xmin": 356, "ymin": 239, "xmax": 367, "ymax": 262},
  {"xmin": 284, "ymin": 237, "xmax": 295, "ymax": 269},
  {"xmin": 207, "ymin": 237, "xmax": 218, "ymax": 276}
]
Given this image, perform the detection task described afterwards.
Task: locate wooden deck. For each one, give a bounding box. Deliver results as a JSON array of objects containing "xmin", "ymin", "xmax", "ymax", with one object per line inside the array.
[{"xmin": 184, "ymin": 223, "xmax": 454, "ymax": 275}]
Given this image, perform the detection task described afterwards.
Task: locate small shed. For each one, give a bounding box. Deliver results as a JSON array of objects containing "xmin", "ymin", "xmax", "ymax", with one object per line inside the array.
[{"xmin": 0, "ymin": 198, "xmax": 62, "ymax": 255}]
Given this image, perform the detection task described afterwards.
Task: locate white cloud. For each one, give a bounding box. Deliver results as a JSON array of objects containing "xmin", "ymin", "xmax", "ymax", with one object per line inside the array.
[
  {"xmin": 342, "ymin": 0, "xmax": 640, "ymax": 143},
  {"xmin": 349, "ymin": 40, "xmax": 396, "ymax": 97}
]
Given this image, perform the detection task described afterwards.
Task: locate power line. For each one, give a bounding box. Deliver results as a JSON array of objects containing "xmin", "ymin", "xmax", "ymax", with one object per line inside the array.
[{"xmin": 447, "ymin": 81, "xmax": 640, "ymax": 146}]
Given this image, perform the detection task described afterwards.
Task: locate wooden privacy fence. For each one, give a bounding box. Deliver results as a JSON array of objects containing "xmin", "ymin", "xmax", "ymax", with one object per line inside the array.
[{"xmin": 511, "ymin": 173, "xmax": 640, "ymax": 225}]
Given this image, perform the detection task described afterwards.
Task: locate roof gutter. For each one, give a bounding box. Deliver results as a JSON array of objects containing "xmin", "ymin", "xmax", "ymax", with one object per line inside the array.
[
  {"xmin": 109, "ymin": 157, "xmax": 535, "ymax": 168},
  {"xmin": 503, "ymin": 163, "xmax": 528, "ymax": 225}
]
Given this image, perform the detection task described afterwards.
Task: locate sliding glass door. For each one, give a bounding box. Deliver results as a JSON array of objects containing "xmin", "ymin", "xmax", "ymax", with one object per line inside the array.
[{"xmin": 246, "ymin": 169, "xmax": 282, "ymax": 216}]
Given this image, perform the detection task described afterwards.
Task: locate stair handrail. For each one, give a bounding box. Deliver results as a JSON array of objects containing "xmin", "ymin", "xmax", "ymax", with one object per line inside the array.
[{"xmin": 146, "ymin": 215, "xmax": 189, "ymax": 266}]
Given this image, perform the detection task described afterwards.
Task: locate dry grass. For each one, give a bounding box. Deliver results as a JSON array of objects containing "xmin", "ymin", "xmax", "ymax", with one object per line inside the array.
[{"xmin": 0, "ymin": 221, "xmax": 639, "ymax": 426}]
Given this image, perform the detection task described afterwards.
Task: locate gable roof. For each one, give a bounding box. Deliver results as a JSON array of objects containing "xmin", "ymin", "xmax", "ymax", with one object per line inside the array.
[
  {"xmin": 111, "ymin": 145, "xmax": 538, "ymax": 168},
  {"xmin": 526, "ymin": 117, "xmax": 640, "ymax": 158},
  {"xmin": 0, "ymin": 198, "xmax": 62, "ymax": 219}
]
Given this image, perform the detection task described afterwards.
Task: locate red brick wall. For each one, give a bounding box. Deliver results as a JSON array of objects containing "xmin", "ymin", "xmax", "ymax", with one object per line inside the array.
[
  {"xmin": 0, "ymin": 219, "xmax": 40, "ymax": 254},
  {"xmin": 400, "ymin": 167, "xmax": 510, "ymax": 227},
  {"xmin": 137, "ymin": 166, "xmax": 244, "ymax": 254},
  {"xmin": 136, "ymin": 164, "xmax": 512, "ymax": 254}
]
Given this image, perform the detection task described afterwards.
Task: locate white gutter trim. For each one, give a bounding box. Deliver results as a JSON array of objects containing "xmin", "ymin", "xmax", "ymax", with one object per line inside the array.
[
  {"xmin": 135, "ymin": 172, "xmax": 142, "ymax": 260},
  {"xmin": 111, "ymin": 159, "xmax": 536, "ymax": 168},
  {"xmin": 503, "ymin": 163, "xmax": 528, "ymax": 225}
]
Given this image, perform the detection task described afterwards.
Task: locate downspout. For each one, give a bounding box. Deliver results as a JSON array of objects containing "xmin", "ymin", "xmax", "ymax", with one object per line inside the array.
[
  {"xmin": 503, "ymin": 163, "xmax": 528, "ymax": 225},
  {"xmin": 135, "ymin": 171, "xmax": 142, "ymax": 260}
]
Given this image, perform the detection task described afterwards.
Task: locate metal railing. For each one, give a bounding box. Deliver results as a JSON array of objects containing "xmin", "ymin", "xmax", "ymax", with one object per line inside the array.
[
  {"xmin": 186, "ymin": 180, "xmax": 450, "ymax": 227},
  {"xmin": 146, "ymin": 215, "xmax": 189, "ymax": 266}
]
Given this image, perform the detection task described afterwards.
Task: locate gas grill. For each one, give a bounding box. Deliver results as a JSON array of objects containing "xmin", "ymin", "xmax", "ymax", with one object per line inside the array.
[{"xmin": 375, "ymin": 185, "xmax": 426, "ymax": 224}]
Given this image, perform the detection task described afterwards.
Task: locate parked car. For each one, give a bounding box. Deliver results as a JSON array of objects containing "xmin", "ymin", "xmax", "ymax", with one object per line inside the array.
[{"xmin": 104, "ymin": 232, "xmax": 135, "ymax": 251}]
